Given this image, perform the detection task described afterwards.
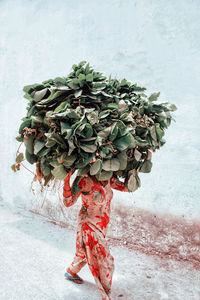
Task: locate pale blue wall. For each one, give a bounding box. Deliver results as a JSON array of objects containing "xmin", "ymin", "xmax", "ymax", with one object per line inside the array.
[{"xmin": 0, "ymin": 0, "xmax": 199, "ymax": 218}]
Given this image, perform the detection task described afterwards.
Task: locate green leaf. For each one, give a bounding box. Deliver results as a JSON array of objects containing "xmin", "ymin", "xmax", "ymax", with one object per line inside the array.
[
  {"xmin": 148, "ymin": 92, "xmax": 160, "ymax": 102},
  {"xmin": 77, "ymin": 165, "xmax": 90, "ymax": 176},
  {"xmin": 113, "ymin": 133, "xmax": 135, "ymax": 151},
  {"xmin": 86, "ymin": 111, "xmax": 99, "ymax": 125},
  {"xmin": 63, "ymin": 155, "xmax": 76, "ymax": 167},
  {"xmin": 139, "ymin": 160, "xmax": 152, "ymax": 173},
  {"xmin": 96, "ymin": 170, "xmax": 113, "ymax": 181},
  {"xmin": 116, "ymin": 150, "xmax": 127, "ymax": 170},
  {"xmin": 34, "ymin": 140, "xmax": 45, "ymax": 155},
  {"xmin": 60, "ymin": 121, "xmax": 71, "ymax": 135},
  {"xmin": 134, "ymin": 149, "xmax": 142, "ymax": 161},
  {"xmin": 86, "ymin": 74, "xmax": 93, "ymax": 82},
  {"xmin": 54, "ymin": 101, "xmax": 68, "ymax": 113},
  {"xmin": 80, "ymin": 144, "xmax": 97, "ymax": 153},
  {"xmin": 155, "ymin": 123, "xmax": 164, "ymax": 140},
  {"xmin": 41, "ymin": 164, "xmax": 51, "ymax": 176},
  {"xmin": 134, "ymin": 135, "xmax": 149, "ymax": 147},
  {"xmin": 90, "ymin": 160, "xmax": 102, "ymax": 175},
  {"xmin": 51, "ymin": 165, "xmax": 68, "ymax": 180},
  {"xmin": 19, "ymin": 119, "xmax": 31, "ymax": 134},
  {"xmin": 16, "ymin": 153, "xmax": 24, "ymax": 163},
  {"xmin": 74, "ymin": 89, "xmax": 82, "ymax": 98},
  {"xmin": 45, "ymin": 139, "xmax": 57, "ymax": 148},
  {"xmin": 33, "ymin": 88, "xmax": 48, "ymax": 102},
  {"xmin": 25, "ymin": 149, "xmax": 37, "ymax": 164},
  {"xmin": 106, "ymin": 103, "xmax": 118, "ymax": 110},
  {"xmin": 37, "ymin": 147, "xmax": 51, "ymax": 157},
  {"xmin": 23, "ymin": 85, "xmax": 34, "ymax": 94},
  {"xmin": 49, "ymin": 160, "xmax": 60, "ymax": 168},
  {"xmin": 99, "ymin": 110, "xmax": 111, "ymax": 119},
  {"xmin": 169, "ymin": 104, "xmax": 177, "ymax": 111},
  {"xmin": 127, "ymin": 170, "xmax": 140, "ymax": 192},
  {"xmin": 149, "ymin": 126, "xmax": 157, "ymax": 141},
  {"xmin": 24, "ymin": 136, "xmax": 34, "ymax": 154},
  {"xmin": 75, "ymin": 154, "xmax": 93, "ymax": 168},
  {"xmin": 109, "ymin": 123, "xmax": 118, "ymax": 142},
  {"xmin": 31, "ymin": 115, "xmax": 43, "ymax": 124},
  {"xmin": 16, "ymin": 135, "xmax": 23, "ymax": 142},
  {"xmin": 102, "ymin": 158, "xmax": 120, "ymax": 171},
  {"xmin": 78, "ymin": 74, "xmax": 86, "ymax": 82}
]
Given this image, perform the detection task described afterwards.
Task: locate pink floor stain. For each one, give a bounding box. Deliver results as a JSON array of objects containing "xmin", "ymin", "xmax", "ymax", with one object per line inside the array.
[{"xmin": 33, "ymin": 205, "xmax": 200, "ymax": 271}]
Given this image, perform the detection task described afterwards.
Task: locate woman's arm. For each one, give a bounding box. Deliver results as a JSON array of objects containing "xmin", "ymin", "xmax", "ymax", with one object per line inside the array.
[
  {"xmin": 63, "ymin": 171, "xmax": 82, "ymax": 207},
  {"xmin": 110, "ymin": 175, "xmax": 129, "ymax": 192}
]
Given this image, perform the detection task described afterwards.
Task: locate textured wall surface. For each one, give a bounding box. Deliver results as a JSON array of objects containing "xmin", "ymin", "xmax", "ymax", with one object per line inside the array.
[{"xmin": 0, "ymin": 0, "xmax": 200, "ymax": 223}]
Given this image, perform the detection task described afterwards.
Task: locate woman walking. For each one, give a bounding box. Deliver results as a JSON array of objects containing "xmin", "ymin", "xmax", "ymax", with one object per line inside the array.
[{"xmin": 63, "ymin": 170, "xmax": 129, "ymax": 300}]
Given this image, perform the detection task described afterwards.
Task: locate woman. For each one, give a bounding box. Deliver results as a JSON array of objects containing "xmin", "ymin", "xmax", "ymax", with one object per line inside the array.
[{"xmin": 63, "ymin": 170, "xmax": 129, "ymax": 300}]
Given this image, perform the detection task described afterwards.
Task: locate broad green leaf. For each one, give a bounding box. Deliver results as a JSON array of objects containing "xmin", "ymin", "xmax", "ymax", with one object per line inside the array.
[
  {"xmin": 78, "ymin": 74, "xmax": 86, "ymax": 82},
  {"xmin": 24, "ymin": 136, "xmax": 34, "ymax": 154},
  {"xmin": 134, "ymin": 135, "xmax": 149, "ymax": 146},
  {"xmin": 77, "ymin": 165, "xmax": 90, "ymax": 176},
  {"xmin": 106, "ymin": 103, "xmax": 118, "ymax": 110},
  {"xmin": 16, "ymin": 153, "xmax": 24, "ymax": 163},
  {"xmin": 37, "ymin": 147, "xmax": 51, "ymax": 157},
  {"xmin": 33, "ymin": 88, "xmax": 48, "ymax": 102},
  {"xmin": 34, "ymin": 140, "xmax": 45, "ymax": 155},
  {"xmin": 25, "ymin": 149, "xmax": 37, "ymax": 164},
  {"xmin": 116, "ymin": 150, "xmax": 127, "ymax": 170},
  {"xmin": 127, "ymin": 170, "xmax": 140, "ymax": 192},
  {"xmin": 169, "ymin": 104, "xmax": 177, "ymax": 111},
  {"xmin": 51, "ymin": 165, "xmax": 68, "ymax": 180},
  {"xmin": 31, "ymin": 115, "xmax": 43, "ymax": 123},
  {"xmin": 102, "ymin": 158, "xmax": 120, "ymax": 171},
  {"xmin": 54, "ymin": 101, "xmax": 68, "ymax": 113},
  {"xmin": 75, "ymin": 154, "xmax": 93, "ymax": 168},
  {"xmin": 149, "ymin": 126, "xmax": 157, "ymax": 141},
  {"xmin": 86, "ymin": 111, "xmax": 99, "ymax": 125},
  {"xmin": 49, "ymin": 160, "xmax": 60, "ymax": 167},
  {"xmin": 68, "ymin": 140, "xmax": 76, "ymax": 156},
  {"xmin": 60, "ymin": 121, "xmax": 71, "ymax": 135},
  {"xmin": 113, "ymin": 133, "xmax": 135, "ymax": 151},
  {"xmin": 74, "ymin": 89, "xmax": 82, "ymax": 97},
  {"xmin": 90, "ymin": 160, "xmax": 102, "ymax": 175},
  {"xmin": 80, "ymin": 144, "xmax": 97, "ymax": 153},
  {"xmin": 62, "ymin": 155, "xmax": 76, "ymax": 167},
  {"xmin": 148, "ymin": 92, "xmax": 160, "ymax": 102},
  {"xmin": 109, "ymin": 123, "xmax": 118, "ymax": 141},
  {"xmin": 19, "ymin": 119, "xmax": 31, "ymax": 134},
  {"xmin": 45, "ymin": 139, "xmax": 57, "ymax": 148},
  {"xmin": 86, "ymin": 74, "xmax": 93, "ymax": 82},
  {"xmin": 139, "ymin": 160, "xmax": 152, "ymax": 173},
  {"xmin": 134, "ymin": 148, "xmax": 142, "ymax": 161},
  {"xmin": 155, "ymin": 123, "xmax": 164, "ymax": 140},
  {"xmin": 41, "ymin": 164, "xmax": 51, "ymax": 176},
  {"xmin": 16, "ymin": 135, "xmax": 23, "ymax": 142},
  {"xmin": 96, "ymin": 170, "xmax": 113, "ymax": 181}
]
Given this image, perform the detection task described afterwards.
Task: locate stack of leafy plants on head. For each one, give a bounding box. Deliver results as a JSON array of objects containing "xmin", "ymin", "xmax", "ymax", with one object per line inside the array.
[{"xmin": 11, "ymin": 61, "xmax": 177, "ymax": 194}]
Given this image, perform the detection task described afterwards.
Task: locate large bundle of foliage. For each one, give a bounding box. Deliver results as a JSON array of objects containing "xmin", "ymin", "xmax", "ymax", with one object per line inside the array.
[{"xmin": 11, "ymin": 61, "xmax": 177, "ymax": 193}]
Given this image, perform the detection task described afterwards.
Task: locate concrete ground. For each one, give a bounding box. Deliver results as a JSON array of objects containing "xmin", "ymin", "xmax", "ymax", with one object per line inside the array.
[{"xmin": 0, "ymin": 202, "xmax": 199, "ymax": 300}]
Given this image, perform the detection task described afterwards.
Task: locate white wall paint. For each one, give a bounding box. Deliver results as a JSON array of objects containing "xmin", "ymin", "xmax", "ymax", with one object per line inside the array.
[{"xmin": 0, "ymin": 0, "xmax": 199, "ymax": 218}]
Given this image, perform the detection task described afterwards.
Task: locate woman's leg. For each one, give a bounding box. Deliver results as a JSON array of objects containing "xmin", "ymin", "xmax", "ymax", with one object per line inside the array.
[
  {"xmin": 67, "ymin": 227, "xmax": 87, "ymax": 274},
  {"xmin": 82, "ymin": 223, "xmax": 114, "ymax": 300}
]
